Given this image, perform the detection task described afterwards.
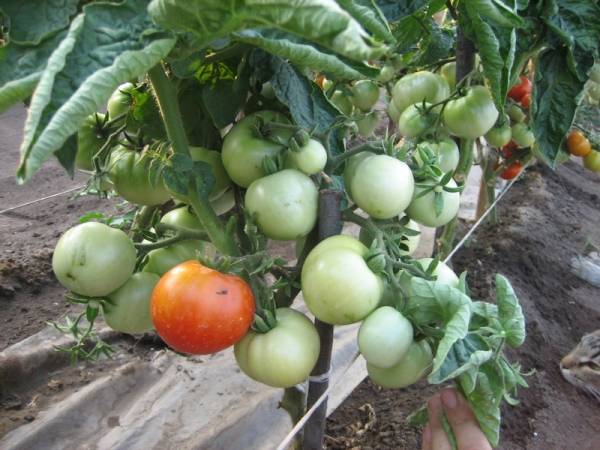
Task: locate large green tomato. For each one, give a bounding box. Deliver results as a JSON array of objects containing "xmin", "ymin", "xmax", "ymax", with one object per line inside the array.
[
  {"xmin": 108, "ymin": 145, "xmax": 171, "ymax": 205},
  {"xmin": 359, "ymin": 217, "xmax": 421, "ymax": 256},
  {"xmin": 301, "ymin": 235, "xmax": 383, "ymax": 325},
  {"xmin": 406, "ymin": 178, "xmax": 460, "ymax": 227},
  {"xmin": 107, "ymin": 82, "xmax": 134, "ymax": 119},
  {"xmin": 351, "ymin": 80, "xmax": 380, "ymax": 112},
  {"xmin": 431, "ymin": 138, "xmax": 460, "ymax": 173},
  {"xmin": 285, "ymin": 138, "xmax": 327, "ymax": 175},
  {"xmin": 377, "ymin": 64, "xmax": 396, "ymax": 83},
  {"xmin": 511, "ymin": 123, "xmax": 535, "ymax": 148},
  {"xmin": 398, "ymin": 103, "xmax": 436, "ymax": 138},
  {"xmin": 367, "ymin": 340, "xmax": 433, "ymax": 388},
  {"xmin": 485, "ymin": 123, "xmax": 512, "ymax": 148},
  {"xmin": 103, "ymin": 272, "xmax": 159, "ymax": 334},
  {"xmin": 350, "ymin": 155, "xmax": 415, "ymax": 219},
  {"xmin": 442, "ymin": 86, "xmax": 499, "ymax": 139},
  {"xmin": 506, "ymin": 103, "xmax": 526, "ymax": 123},
  {"xmin": 387, "ymin": 101, "xmax": 401, "ymax": 124},
  {"xmin": 221, "ymin": 111, "xmax": 293, "ymax": 187},
  {"xmin": 142, "ymin": 240, "xmax": 212, "ymax": 276},
  {"xmin": 392, "ymin": 71, "xmax": 450, "ymax": 114},
  {"xmin": 330, "ymin": 91, "xmax": 354, "ymax": 116},
  {"xmin": 160, "ymin": 206, "xmax": 202, "ymax": 232},
  {"xmin": 170, "ymin": 146, "xmax": 232, "ymax": 202},
  {"xmin": 343, "ymin": 151, "xmax": 373, "ymax": 194},
  {"xmin": 584, "ymin": 150, "xmax": 600, "ymax": 172},
  {"xmin": 356, "ymin": 111, "xmax": 379, "ymax": 137},
  {"xmin": 234, "ymin": 308, "xmax": 320, "ymax": 388},
  {"xmin": 440, "ymin": 62, "xmax": 456, "ymax": 90},
  {"xmin": 245, "ymin": 169, "xmax": 318, "ymax": 240},
  {"xmin": 358, "ymin": 306, "xmax": 414, "ymax": 369},
  {"xmin": 76, "ymin": 113, "xmax": 106, "ymax": 171},
  {"xmin": 52, "ymin": 222, "xmax": 136, "ymax": 297}
]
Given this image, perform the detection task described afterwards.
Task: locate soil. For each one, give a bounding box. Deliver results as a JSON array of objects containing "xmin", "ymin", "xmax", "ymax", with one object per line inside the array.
[
  {"xmin": 326, "ymin": 162, "xmax": 600, "ymax": 449},
  {"xmin": 2, "ymin": 103, "xmax": 600, "ymax": 449}
]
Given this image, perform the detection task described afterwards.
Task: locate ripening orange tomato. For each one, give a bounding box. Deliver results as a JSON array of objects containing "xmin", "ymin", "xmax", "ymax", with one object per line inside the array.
[{"xmin": 566, "ymin": 130, "xmax": 592, "ymax": 157}]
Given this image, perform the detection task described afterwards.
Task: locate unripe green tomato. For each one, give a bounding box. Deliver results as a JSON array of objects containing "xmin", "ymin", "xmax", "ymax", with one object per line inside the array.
[
  {"xmin": 222, "ymin": 111, "xmax": 293, "ymax": 188},
  {"xmin": 210, "ymin": 189, "xmax": 235, "ymax": 215},
  {"xmin": 76, "ymin": 113, "xmax": 106, "ymax": 171},
  {"xmin": 52, "ymin": 222, "xmax": 136, "ymax": 297},
  {"xmin": 587, "ymin": 81, "xmax": 600, "ymax": 102},
  {"xmin": 485, "ymin": 124, "xmax": 512, "ymax": 148},
  {"xmin": 442, "ymin": 86, "xmax": 499, "ymax": 139},
  {"xmin": 356, "ymin": 111, "xmax": 379, "ymax": 137},
  {"xmin": 506, "ymin": 103, "xmax": 526, "ymax": 123},
  {"xmin": 301, "ymin": 236, "xmax": 383, "ymax": 325},
  {"xmin": 358, "ymin": 306, "xmax": 414, "ymax": 368},
  {"xmin": 583, "ymin": 150, "xmax": 600, "ymax": 172},
  {"xmin": 285, "ymin": 138, "xmax": 327, "ymax": 175},
  {"xmin": 351, "ymin": 80, "xmax": 380, "ymax": 112},
  {"xmin": 511, "ymin": 123, "xmax": 535, "ymax": 148},
  {"xmin": 398, "ymin": 103, "xmax": 436, "ymax": 138},
  {"xmin": 433, "ymin": 138, "xmax": 460, "ymax": 173},
  {"xmin": 245, "ymin": 169, "xmax": 318, "ymax": 240},
  {"xmin": 330, "ymin": 91, "xmax": 354, "ymax": 116},
  {"xmin": 392, "ymin": 71, "xmax": 450, "ymax": 115},
  {"xmin": 406, "ymin": 178, "xmax": 460, "ymax": 227},
  {"xmin": 142, "ymin": 240, "xmax": 210, "ymax": 276},
  {"xmin": 350, "ymin": 155, "xmax": 415, "ymax": 219},
  {"xmin": 108, "ymin": 146, "xmax": 171, "ymax": 206},
  {"xmin": 377, "ymin": 64, "xmax": 396, "ymax": 83},
  {"xmin": 440, "ymin": 62, "xmax": 456, "ymax": 91},
  {"xmin": 107, "ymin": 82, "xmax": 134, "ymax": 119},
  {"xmin": 160, "ymin": 206, "xmax": 203, "ymax": 232},
  {"xmin": 387, "ymin": 101, "xmax": 401, "ymax": 124},
  {"xmin": 103, "ymin": 272, "xmax": 159, "ymax": 334},
  {"xmin": 367, "ymin": 340, "xmax": 433, "ymax": 388},
  {"xmin": 234, "ymin": 308, "xmax": 320, "ymax": 388},
  {"xmin": 343, "ymin": 151, "xmax": 373, "ymax": 196}
]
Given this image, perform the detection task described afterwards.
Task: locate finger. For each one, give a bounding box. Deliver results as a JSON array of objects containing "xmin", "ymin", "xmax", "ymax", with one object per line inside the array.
[
  {"xmin": 427, "ymin": 394, "xmax": 452, "ymax": 450},
  {"xmin": 421, "ymin": 424, "xmax": 432, "ymax": 450},
  {"xmin": 441, "ymin": 388, "xmax": 492, "ymax": 450}
]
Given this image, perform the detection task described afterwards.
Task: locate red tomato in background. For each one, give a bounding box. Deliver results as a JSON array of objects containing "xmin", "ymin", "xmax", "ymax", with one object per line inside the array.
[
  {"xmin": 501, "ymin": 141, "xmax": 518, "ymax": 158},
  {"xmin": 520, "ymin": 93, "xmax": 531, "ymax": 109},
  {"xmin": 500, "ymin": 162, "xmax": 523, "ymax": 180},
  {"xmin": 508, "ymin": 75, "xmax": 532, "ymax": 101},
  {"xmin": 152, "ymin": 260, "xmax": 255, "ymax": 354}
]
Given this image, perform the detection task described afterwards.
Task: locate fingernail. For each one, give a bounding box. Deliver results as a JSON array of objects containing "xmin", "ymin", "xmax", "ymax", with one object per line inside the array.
[
  {"xmin": 441, "ymin": 389, "xmax": 457, "ymax": 409},
  {"xmin": 423, "ymin": 424, "xmax": 432, "ymax": 443}
]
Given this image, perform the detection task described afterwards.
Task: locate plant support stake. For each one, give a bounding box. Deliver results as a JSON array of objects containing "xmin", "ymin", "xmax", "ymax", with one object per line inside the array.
[{"xmin": 302, "ymin": 189, "xmax": 343, "ymax": 450}]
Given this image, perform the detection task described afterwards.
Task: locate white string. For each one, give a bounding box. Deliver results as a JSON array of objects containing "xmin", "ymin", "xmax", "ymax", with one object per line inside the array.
[
  {"xmin": 275, "ymin": 163, "xmax": 530, "ymax": 450},
  {"xmin": 0, "ymin": 185, "xmax": 84, "ymax": 215}
]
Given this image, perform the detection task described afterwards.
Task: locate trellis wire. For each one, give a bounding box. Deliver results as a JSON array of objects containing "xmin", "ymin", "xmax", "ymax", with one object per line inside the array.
[
  {"xmin": 0, "ymin": 185, "xmax": 84, "ymax": 215},
  {"xmin": 275, "ymin": 163, "xmax": 530, "ymax": 450}
]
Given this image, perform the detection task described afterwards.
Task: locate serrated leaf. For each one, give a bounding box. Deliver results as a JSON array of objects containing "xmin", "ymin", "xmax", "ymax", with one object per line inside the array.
[
  {"xmin": 337, "ymin": 0, "xmax": 393, "ymax": 42},
  {"xmin": 495, "ymin": 274, "xmax": 525, "ymax": 347},
  {"xmin": 16, "ymin": 0, "xmax": 176, "ymax": 182},
  {"xmin": 429, "ymin": 333, "xmax": 493, "ymax": 384},
  {"xmin": 162, "ymin": 166, "xmax": 189, "ymax": 195},
  {"xmin": 192, "ymin": 160, "xmax": 216, "ymax": 201}
]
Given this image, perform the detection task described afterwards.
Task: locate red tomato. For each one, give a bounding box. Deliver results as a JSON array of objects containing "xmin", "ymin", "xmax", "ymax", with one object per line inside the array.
[
  {"xmin": 500, "ymin": 162, "xmax": 523, "ymax": 180},
  {"xmin": 520, "ymin": 93, "xmax": 531, "ymax": 109},
  {"xmin": 508, "ymin": 76, "xmax": 532, "ymax": 101},
  {"xmin": 501, "ymin": 141, "xmax": 518, "ymax": 158},
  {"xmin": 152, "ymin": 260, "xmax": 255, "ymax": 354}
]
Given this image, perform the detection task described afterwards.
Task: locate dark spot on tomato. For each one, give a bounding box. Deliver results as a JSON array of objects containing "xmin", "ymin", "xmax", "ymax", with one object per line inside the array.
[{"xmin": 216, "ymin": 289, "xmax": 228, "ymax": 295}]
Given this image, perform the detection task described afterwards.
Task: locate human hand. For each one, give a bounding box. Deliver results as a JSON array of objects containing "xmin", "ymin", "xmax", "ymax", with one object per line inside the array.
[{"xmin": 421, "ymin": 388, "xmax": 492, "ymax": 450}]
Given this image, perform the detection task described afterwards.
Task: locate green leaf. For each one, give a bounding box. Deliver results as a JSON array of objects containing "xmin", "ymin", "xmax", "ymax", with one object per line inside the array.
[
  {"xmin": 162, "ymin": 166, "xmax": 188, "ymax": 195},
  {"xmin": 201, "ymin": 63, "xmax": 250, "ymax": 128},
  {"xmin": 434, "ymin": 191, "xmax": 444, "ymax": 217},
  {"xmin": 495, "ymin": 274, "xmax": 525, "ymax": 347},
  {"xmin": 462, "ymin": 371, "xmax": 501, "ymax": 446},
  {"xmin": 1, "ymin": 0, "xmax": 78, "ymax": 45},
  {"xmin": 16, "ymin": 0, "xmax": 176, "ymax": 183},
  {"xmin": 467, "ymin": 0, "xmax": 524, "ymax": 28},
  {"xmin": 54, "ymin": 134, "xmax": 77, "ymax": 177},
  {"xmin": 429, "ymin": 333, "xmax": 493, "ymax": 384},
  {"xmin": 233, "ymin": 29, "xmax": 378, "ymax": 81},
  {"xmin": 459, "ymin": 367, "xmax": 479, "ymax": 395},
  {"xmin": 376, "ymin": 0, "xmax": 428, "ymax": 21},
  {"xmin": 192, "ymin": 160, "xmax": 216, "ymax": 201},
  {"xmin": 149, "ymin": 0, "xmax": 385, "ymax": 62},
  {"xmin": 337, "ymin": 0, "xmax": 393, "ymax": 42}
]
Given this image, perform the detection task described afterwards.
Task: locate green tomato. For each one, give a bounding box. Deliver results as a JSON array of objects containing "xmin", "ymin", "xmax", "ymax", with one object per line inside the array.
[
  {"xmin": 588, "ymin": 81, "xmax": 600, "ymax": 103},
  {"xmin": 359, "ymin": 218, "xmax": 421, "ymax": 256},
  {"xmin": 398, "ymin": 103, "xmax": 437, "ymax": 138},
  {"xmin": 433, "ymin": 138, "xmax": 460, "ymax": 173},
  {"xmin": 245, "ymin": 169, "xmax": 318, "ymax": 240},
  {"xmin": 108, "ymin": 145, "xmax": 171, "ymax": 206},
  {"xmin": 367, "ymin": 340, "xmax": 433, "ymax": 388},
  {"xmin": 443, "ymin": 86, "xmax": 498, "ymax": 139},
  {"xmin": 350, "ymin": 155, "xmax": 415, "ymax": 219},
  {"xmin": 103, "ymin": 272, "xmax": 159, "ymax": 334},
  {"xmin": 301, "ymin": 235, "xmax": 383, "ymax": 325},
  {"xmin": 506, "ymin": 103, "xmax": 526, "ymax": 123},
  {"xmin": 377, "ymin": 64, "xmax": 396, "ymax": 83},
  {"xmin": 387, "ymin": 101, "xmax": 401, "ymax": 124},
  {"xmin": 358, "ymin": 306, "xmax": 414, "ymax": 369},
  {"xmin": 107, "ymin": 82, "xmax": 134, "ymax": 119},
  {"xmin": 511, "ymin": 123, "xmax": 535, "ymax": 148},
  {"xmin": 222, "ymin": 111, "xmax": 293, "ymax": 187},
  {"xmin": 160, "ymin": 206, "xmax": 202, "ymax": 232},
  {"xmin": 440, "ymin": 62, "xmax": 456, "ymax": 91},
  {"xmin": 76, "ymin": 113, "xmax": 107, "ymax": 171},
  {"xmin": 52, "ymin": 222, "xmax": 136, "ymax": 297},
  {"xmin": 285, "ymin": 138, "xmax": 327, "ymax": 175},
  {"xmin": 234, "ymin": 308, "xmax": 320, "ymax": 388},
  {"xmin": 485, "ymin": 123, "xmax": 512, "ymax": 148},
  {"xmin": 343, "ymin": 151, "xmax": 373, "ymax": 194},
  {"xmin": 406, "ymin": 178, "xmax": 460, "ymax": 227},
  {"xmin": 392, "ymin": 71, "xmax": 450, "ymax": 114},
  {"xmin": 210, "ymin": 189, "xmax": 235, "ymax": 215},
  {"xmin": 356, "ymin": 111, "xmax": 379, "ymax": 137},
  {"xmin": 350, "ymin": 80, "xmax": 380, "ymax": 112},
  {"xmin": 170, "ymin": 146, "xmax": 232, "ymax": 202},
  {"xmin": 330, "ymin": 91, "xmax": 354, "ymax": 116},
  {"xmin": 584, "ymin": 150, "xmax": 600, "ymax": 172},
  {"xmin": 142, "ymin": 240, "xmax": 211, "ymax": 276}
]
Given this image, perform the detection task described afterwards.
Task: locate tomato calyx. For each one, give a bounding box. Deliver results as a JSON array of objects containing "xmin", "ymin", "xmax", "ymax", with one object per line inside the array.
[{"xmin": 252, "ymin": 309, "xmax": 278, "ymax": 333}]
